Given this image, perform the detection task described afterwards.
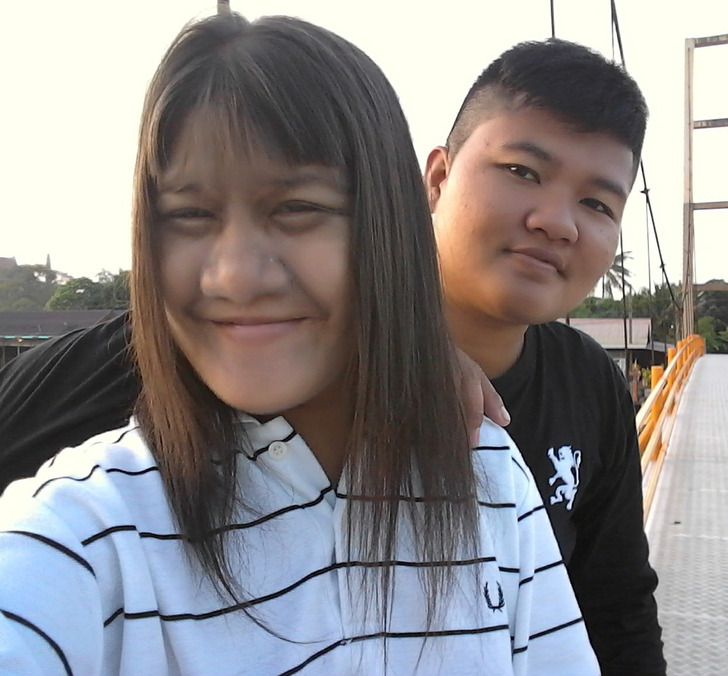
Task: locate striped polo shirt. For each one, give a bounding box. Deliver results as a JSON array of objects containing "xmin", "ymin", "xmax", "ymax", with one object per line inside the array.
[{"xmin": 0, "ymin": 415, "xmax": 598, "ymax": 675}]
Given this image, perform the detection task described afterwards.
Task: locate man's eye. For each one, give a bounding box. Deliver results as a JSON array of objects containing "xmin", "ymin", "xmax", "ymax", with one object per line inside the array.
[
  {"xmin": 503, "ymin": 164, "xmax": 539, "ymax": 183},
  {"xmin": 581, "ymin": 198, "xmax": 615, "ymax": 219}
]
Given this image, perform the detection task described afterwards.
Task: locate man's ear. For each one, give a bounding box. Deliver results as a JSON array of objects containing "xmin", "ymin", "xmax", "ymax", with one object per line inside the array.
[{"xmin": 424, "ymin": 145, "xmax": 450, "ymax": 213}]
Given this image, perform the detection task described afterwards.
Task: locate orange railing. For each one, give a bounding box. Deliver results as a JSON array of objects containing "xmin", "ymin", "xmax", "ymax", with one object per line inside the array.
[{"xmin": 637, "ymin": 334, "xmax": 705, "ymax": 520}]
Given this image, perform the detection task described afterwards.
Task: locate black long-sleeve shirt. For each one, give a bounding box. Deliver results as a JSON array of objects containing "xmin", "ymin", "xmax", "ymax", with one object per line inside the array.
[{"xmin": 493, "ymin": 321, "xmax": 666, "ymax": 676}]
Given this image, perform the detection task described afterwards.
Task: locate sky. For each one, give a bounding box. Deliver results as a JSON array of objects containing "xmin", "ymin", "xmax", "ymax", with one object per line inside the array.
[{"xmin": 2, "ymin": 0, "xmax": 727, "ymax": 294}]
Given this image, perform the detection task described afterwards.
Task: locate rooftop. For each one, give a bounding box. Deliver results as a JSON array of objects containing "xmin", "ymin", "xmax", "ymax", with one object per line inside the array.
[{"xmin": 0, "ymin": 310, "xmax": 123, "ymax": 338}]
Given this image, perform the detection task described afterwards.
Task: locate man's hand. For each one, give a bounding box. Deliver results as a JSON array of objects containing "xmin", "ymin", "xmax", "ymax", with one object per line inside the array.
[{"xmin": 454, "ymin": 347, "xmax": 510, "ymax": 445}]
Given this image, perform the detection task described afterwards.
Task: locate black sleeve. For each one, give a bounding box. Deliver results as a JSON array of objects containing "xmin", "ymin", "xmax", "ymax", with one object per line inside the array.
[
  {"xmin": 568, "ymin": 358, "xmax": 666, "ymax": 676},
  {"xmin": 0, "ymin": 312, "xmax": 139, "ymax": 492}
]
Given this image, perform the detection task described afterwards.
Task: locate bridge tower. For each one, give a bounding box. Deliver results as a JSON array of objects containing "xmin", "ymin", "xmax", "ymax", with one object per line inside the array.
[{"xmin": 682, "ymin": 34, "xmax": 728, "ymax": 338}]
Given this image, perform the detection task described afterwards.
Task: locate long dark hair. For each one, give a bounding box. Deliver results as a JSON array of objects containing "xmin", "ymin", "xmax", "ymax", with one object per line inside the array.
[{"xmin": 131, "ymin": 12, "xmax": 479, "ymax": 627}]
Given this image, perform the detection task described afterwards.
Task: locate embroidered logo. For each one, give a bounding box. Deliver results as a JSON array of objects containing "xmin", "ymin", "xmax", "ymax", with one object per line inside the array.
[
  {"xmin": 483, "ymin": 581, "xmax": 505, "ymax": 612},
  {"xmin": 547, "ymin": 445, "xmax": 581, "ymax": 510}
]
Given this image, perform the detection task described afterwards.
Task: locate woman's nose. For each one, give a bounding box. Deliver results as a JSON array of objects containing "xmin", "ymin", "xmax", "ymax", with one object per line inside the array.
[{"xmin": 200, "ymin": 214, "xmax": 288, "ymax": 303}]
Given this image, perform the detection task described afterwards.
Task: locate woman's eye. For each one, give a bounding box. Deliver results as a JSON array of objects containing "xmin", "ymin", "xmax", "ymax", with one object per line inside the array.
[
  {"xmin": 276, "ymin": 201, "xmax": 347, "ymax": 215},
  {"xmin": 503, "ymin": 164, "xmax": 539, "ymax": 183},
  {"xmin": 276, "ymin": 202, "xmax": 320, "ymax": 214},
  {"xmin": 158, "ymin": 207, "xmax": 217, "ymax": 234},
  {"xmin": 273, "ymin": 201, "xmax": 348, "ymax": 230},
  {"xmin": 581, "ymin": 198, "xmax": 615, "ymax": 219},
  {"xmin": 162, "ymin": 207, "xmax": 214, "ymax": 220}
]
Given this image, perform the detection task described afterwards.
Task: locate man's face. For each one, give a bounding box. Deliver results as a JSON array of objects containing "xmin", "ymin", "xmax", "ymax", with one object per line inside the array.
[{"xmin": 426, "ymin": 106, "xmax": 635, "ymax": 330}]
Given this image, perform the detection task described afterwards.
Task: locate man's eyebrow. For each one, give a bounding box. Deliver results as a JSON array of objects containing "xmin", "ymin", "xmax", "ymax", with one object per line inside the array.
[
  {"xmin": 502, "ymin": 140, "xmax": 628, "ymax": 200},
  {"xmin": 590, "ymin": 176, "xmax": 628, "ymax": 201},
  {"xmin": 502, "ymin": 140, "xmax": 554, "ymax": 163}
]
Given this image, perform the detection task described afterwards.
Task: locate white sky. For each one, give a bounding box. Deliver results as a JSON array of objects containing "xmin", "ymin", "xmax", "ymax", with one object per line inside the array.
[{"xmin": 2, "ymin": 0, "xmax": 727, "ymax": 293}]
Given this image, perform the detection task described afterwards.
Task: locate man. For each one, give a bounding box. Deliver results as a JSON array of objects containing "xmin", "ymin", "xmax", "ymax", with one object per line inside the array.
[{"xmin": 425, "ymin": 39, "xmax": 665, "ymax": 674}]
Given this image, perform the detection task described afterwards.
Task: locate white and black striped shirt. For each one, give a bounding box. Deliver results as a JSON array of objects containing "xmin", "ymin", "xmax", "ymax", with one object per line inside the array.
[{"xmin": 0, "ymin": 415, "xmax": 599, "ymax": 675}]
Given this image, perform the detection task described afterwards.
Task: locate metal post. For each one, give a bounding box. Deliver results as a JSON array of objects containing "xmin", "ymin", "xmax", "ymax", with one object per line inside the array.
[
  {"xmin": 682, "ymin": 34, "xmax": 728, "ymax": 339},
  {"xmin": 682, "ymin": 38, "xmax": 695, "ymax": 339}
]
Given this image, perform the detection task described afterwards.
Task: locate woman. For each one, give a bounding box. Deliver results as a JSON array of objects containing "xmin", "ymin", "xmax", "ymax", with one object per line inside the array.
[{"xmin": 0, "ymin": 12, "xmax": 598, "ymax": 675}]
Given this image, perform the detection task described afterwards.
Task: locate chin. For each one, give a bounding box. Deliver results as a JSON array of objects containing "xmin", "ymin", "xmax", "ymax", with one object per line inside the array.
[{"xmin": 499, "ymin": 302, "xmax": 560, "ymax": 327}]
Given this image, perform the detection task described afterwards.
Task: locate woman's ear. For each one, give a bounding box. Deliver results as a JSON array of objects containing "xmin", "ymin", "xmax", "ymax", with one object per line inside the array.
[{"xmin": 424, "ymin": 145, "xmax": 450, "ymax": 213}]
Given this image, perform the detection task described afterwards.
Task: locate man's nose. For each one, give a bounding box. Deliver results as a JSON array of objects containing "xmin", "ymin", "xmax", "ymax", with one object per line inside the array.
[{"xmin": 524, "ymin": 191, "xmax": 579, "ymax": 243}]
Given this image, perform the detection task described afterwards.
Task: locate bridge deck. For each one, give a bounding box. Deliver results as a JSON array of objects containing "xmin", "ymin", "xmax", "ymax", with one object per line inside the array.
[{"xmin": 646, "ymin": 354, "xmax": 728, "ymax": 675}]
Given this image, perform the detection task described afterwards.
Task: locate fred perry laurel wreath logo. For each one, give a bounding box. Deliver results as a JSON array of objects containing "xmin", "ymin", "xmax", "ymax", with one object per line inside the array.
[{"xmin": 484, "ymin": 581, "xmax": 505, "ymax": 612}]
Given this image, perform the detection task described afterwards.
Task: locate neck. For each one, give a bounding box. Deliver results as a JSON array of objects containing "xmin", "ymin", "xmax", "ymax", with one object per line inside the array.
[
  {"xmin": 284, "ymin": 383, "xmax": 353, "ymax": 484},
  {"xmin": 446, "ymin": 305, "xmax": 528, "ymax": 379}
]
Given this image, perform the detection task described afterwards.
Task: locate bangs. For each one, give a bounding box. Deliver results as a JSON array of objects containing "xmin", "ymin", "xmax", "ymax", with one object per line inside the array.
[{"xmin": 144, "ymin": 26, "xmax": 352, "ymax": 182}]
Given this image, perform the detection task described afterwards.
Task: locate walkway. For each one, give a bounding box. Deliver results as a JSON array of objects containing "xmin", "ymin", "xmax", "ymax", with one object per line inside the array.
[{"xmin": 646, "ymin": 354, "xmax": 728, "ymax": 675}]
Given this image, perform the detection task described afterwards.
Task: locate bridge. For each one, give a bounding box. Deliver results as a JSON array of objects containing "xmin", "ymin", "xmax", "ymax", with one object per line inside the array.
[{"xmin": 640, "ymin": 346, "xmax": 728, "ymax": 673}]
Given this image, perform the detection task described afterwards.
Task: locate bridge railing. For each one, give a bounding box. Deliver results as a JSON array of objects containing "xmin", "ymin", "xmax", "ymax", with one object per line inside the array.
[{"xmin": 637, "ymin": 334, "xmax": 705, "ymax": 520}]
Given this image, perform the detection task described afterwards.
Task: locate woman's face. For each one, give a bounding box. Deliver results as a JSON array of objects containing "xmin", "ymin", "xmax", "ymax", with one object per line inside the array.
[{"xmin": 155, "ymin": 114, "xmax": 354, "ymax": 425}]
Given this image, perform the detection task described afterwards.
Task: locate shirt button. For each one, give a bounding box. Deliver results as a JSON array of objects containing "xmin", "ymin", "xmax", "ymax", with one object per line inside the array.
[{"xmin": 268, "ymin": 441, "xmax": 288, "ymax": 460}]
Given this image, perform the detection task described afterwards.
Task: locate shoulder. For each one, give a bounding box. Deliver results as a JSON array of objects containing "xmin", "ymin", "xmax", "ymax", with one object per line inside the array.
[
  {"xmin": 0, "ymin": 311, "xmax": 129, "ymax": 385},
  {"xmin": 532, "ymin": 322, "xmax": 624, "ymax": 383},
  {"xmin": 1, "ymin": 421, "xmax": 159, "ymax": 521},
  {"xmin": 472, "ymin": 418, "xmax": 540, "ymax": 512},
  {"xmin": 532, "ymin": 321, "xmax": 611, "ymax": 358}
]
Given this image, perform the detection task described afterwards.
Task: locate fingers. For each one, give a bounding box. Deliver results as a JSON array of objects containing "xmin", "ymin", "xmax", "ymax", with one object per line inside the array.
[
  {"xmin": 460, "ymin": 363, "xmax": 485, "ymax": 447},
  {"xmin": 453, "ymin": 347, "xmax": 511, "ymax": 447},
  {"xmin": 480, "ymin": 370, "xmax": 511, "ymax": 428}
]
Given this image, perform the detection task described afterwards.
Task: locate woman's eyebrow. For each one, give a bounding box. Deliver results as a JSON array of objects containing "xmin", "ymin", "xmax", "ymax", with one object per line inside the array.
[
  {"xmin": 157, "ymin": 181, "xmax": 202, "ymax": 195},
  {"xmin": 269, "ymin": 168, "xmax": 348, "ymax": 192},
  {"xmin": 157, "ymin": 170, "xmax": 348, "ymax": 195}
]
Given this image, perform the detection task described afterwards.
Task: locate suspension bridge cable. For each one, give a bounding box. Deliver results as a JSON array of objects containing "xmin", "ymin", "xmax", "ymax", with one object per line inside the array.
[
  {"xmin": 645, "ymin": 195, "xmax": 656, "ymax": 365},
  {"xmin": 610, "ymin": 0, "xmax": 681, "ymax": 316},
  {"xmin": 608, "ymin": 1, "xmax": 632, "ymax": 374},
  {"xmin": 550, "ymin": 0, "xmax": 556, "ymax": 38}
]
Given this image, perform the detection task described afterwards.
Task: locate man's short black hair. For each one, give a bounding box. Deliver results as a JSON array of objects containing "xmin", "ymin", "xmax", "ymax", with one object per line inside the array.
[{"xmin": 447, "ymin": 38, "xmax": 648, "ymax": 169}]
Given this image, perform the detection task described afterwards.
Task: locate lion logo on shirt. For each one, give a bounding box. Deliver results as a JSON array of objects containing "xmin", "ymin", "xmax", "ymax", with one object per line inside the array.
[{"xmin": 547, "ymin": 445, "xmax": 581, "ymax": 510}]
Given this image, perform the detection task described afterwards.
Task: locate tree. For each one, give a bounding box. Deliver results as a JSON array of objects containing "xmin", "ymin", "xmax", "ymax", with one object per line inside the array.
[
  {"xmin": 571, "ymin": 282, "xmax": 681, "ymax": 346},
  {"xmin": 45, "ymin": 270, "xmax": 130, "ymax": 310},
  {"xmin": 600, "ymin": 251, "xmax": 634, "ymax": 299},
  {"xmin": 0, "ymin": 264, "xmax": 59, "ymax": 311},
  {"xmin": 697, "ymin": 279, "xmax": 728, "ymax": 335},
  {"xmin": 570, "ymin": 295, "xmax": 624, "ymax": 318},
  {"xmin": 629, "ymin": 283, "xmax": 680, "ymax": 345},
  {"xmin": 696, "ymin": 315, "xmax": 728, "ymax": 354}
]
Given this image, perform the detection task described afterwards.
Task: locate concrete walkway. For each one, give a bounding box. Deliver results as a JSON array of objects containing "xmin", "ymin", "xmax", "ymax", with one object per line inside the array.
[{"xmin": 646, "ymin": 354, "xmax": 728, "ymax": 675}]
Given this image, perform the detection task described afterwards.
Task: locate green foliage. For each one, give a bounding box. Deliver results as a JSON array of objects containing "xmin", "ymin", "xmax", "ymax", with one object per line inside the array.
[
  {"xmin": 631, "ymin": 282, "xmax": 680, "ymax": 345},
  {"xmin": 673, "ymin": 278, "xmax": 728, "ymax": 353},
  {"xmin": 697, "ymin": 280, "xmax": 728, "ymax": 337},
  {"xmin": 45, "ymin": 270, "xmax": 130, "ymax": 310},
  {"xmin": 600, "ymin": 251, "xmax": 634, "ymax": 299},
  {"xmin": 0, "ymin": 264, "xmax": 58, "ymax": 311},
  {"xmin": 571, "ymin": 282, "xmax": 681, "ymax": 346},
  {"xmin": 696, "ymin": 314, "xmax": 728, "ymax": 354},
  {"xmin": 570, "ymin": 295, "xmax": 624, "ymax": 318}
]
